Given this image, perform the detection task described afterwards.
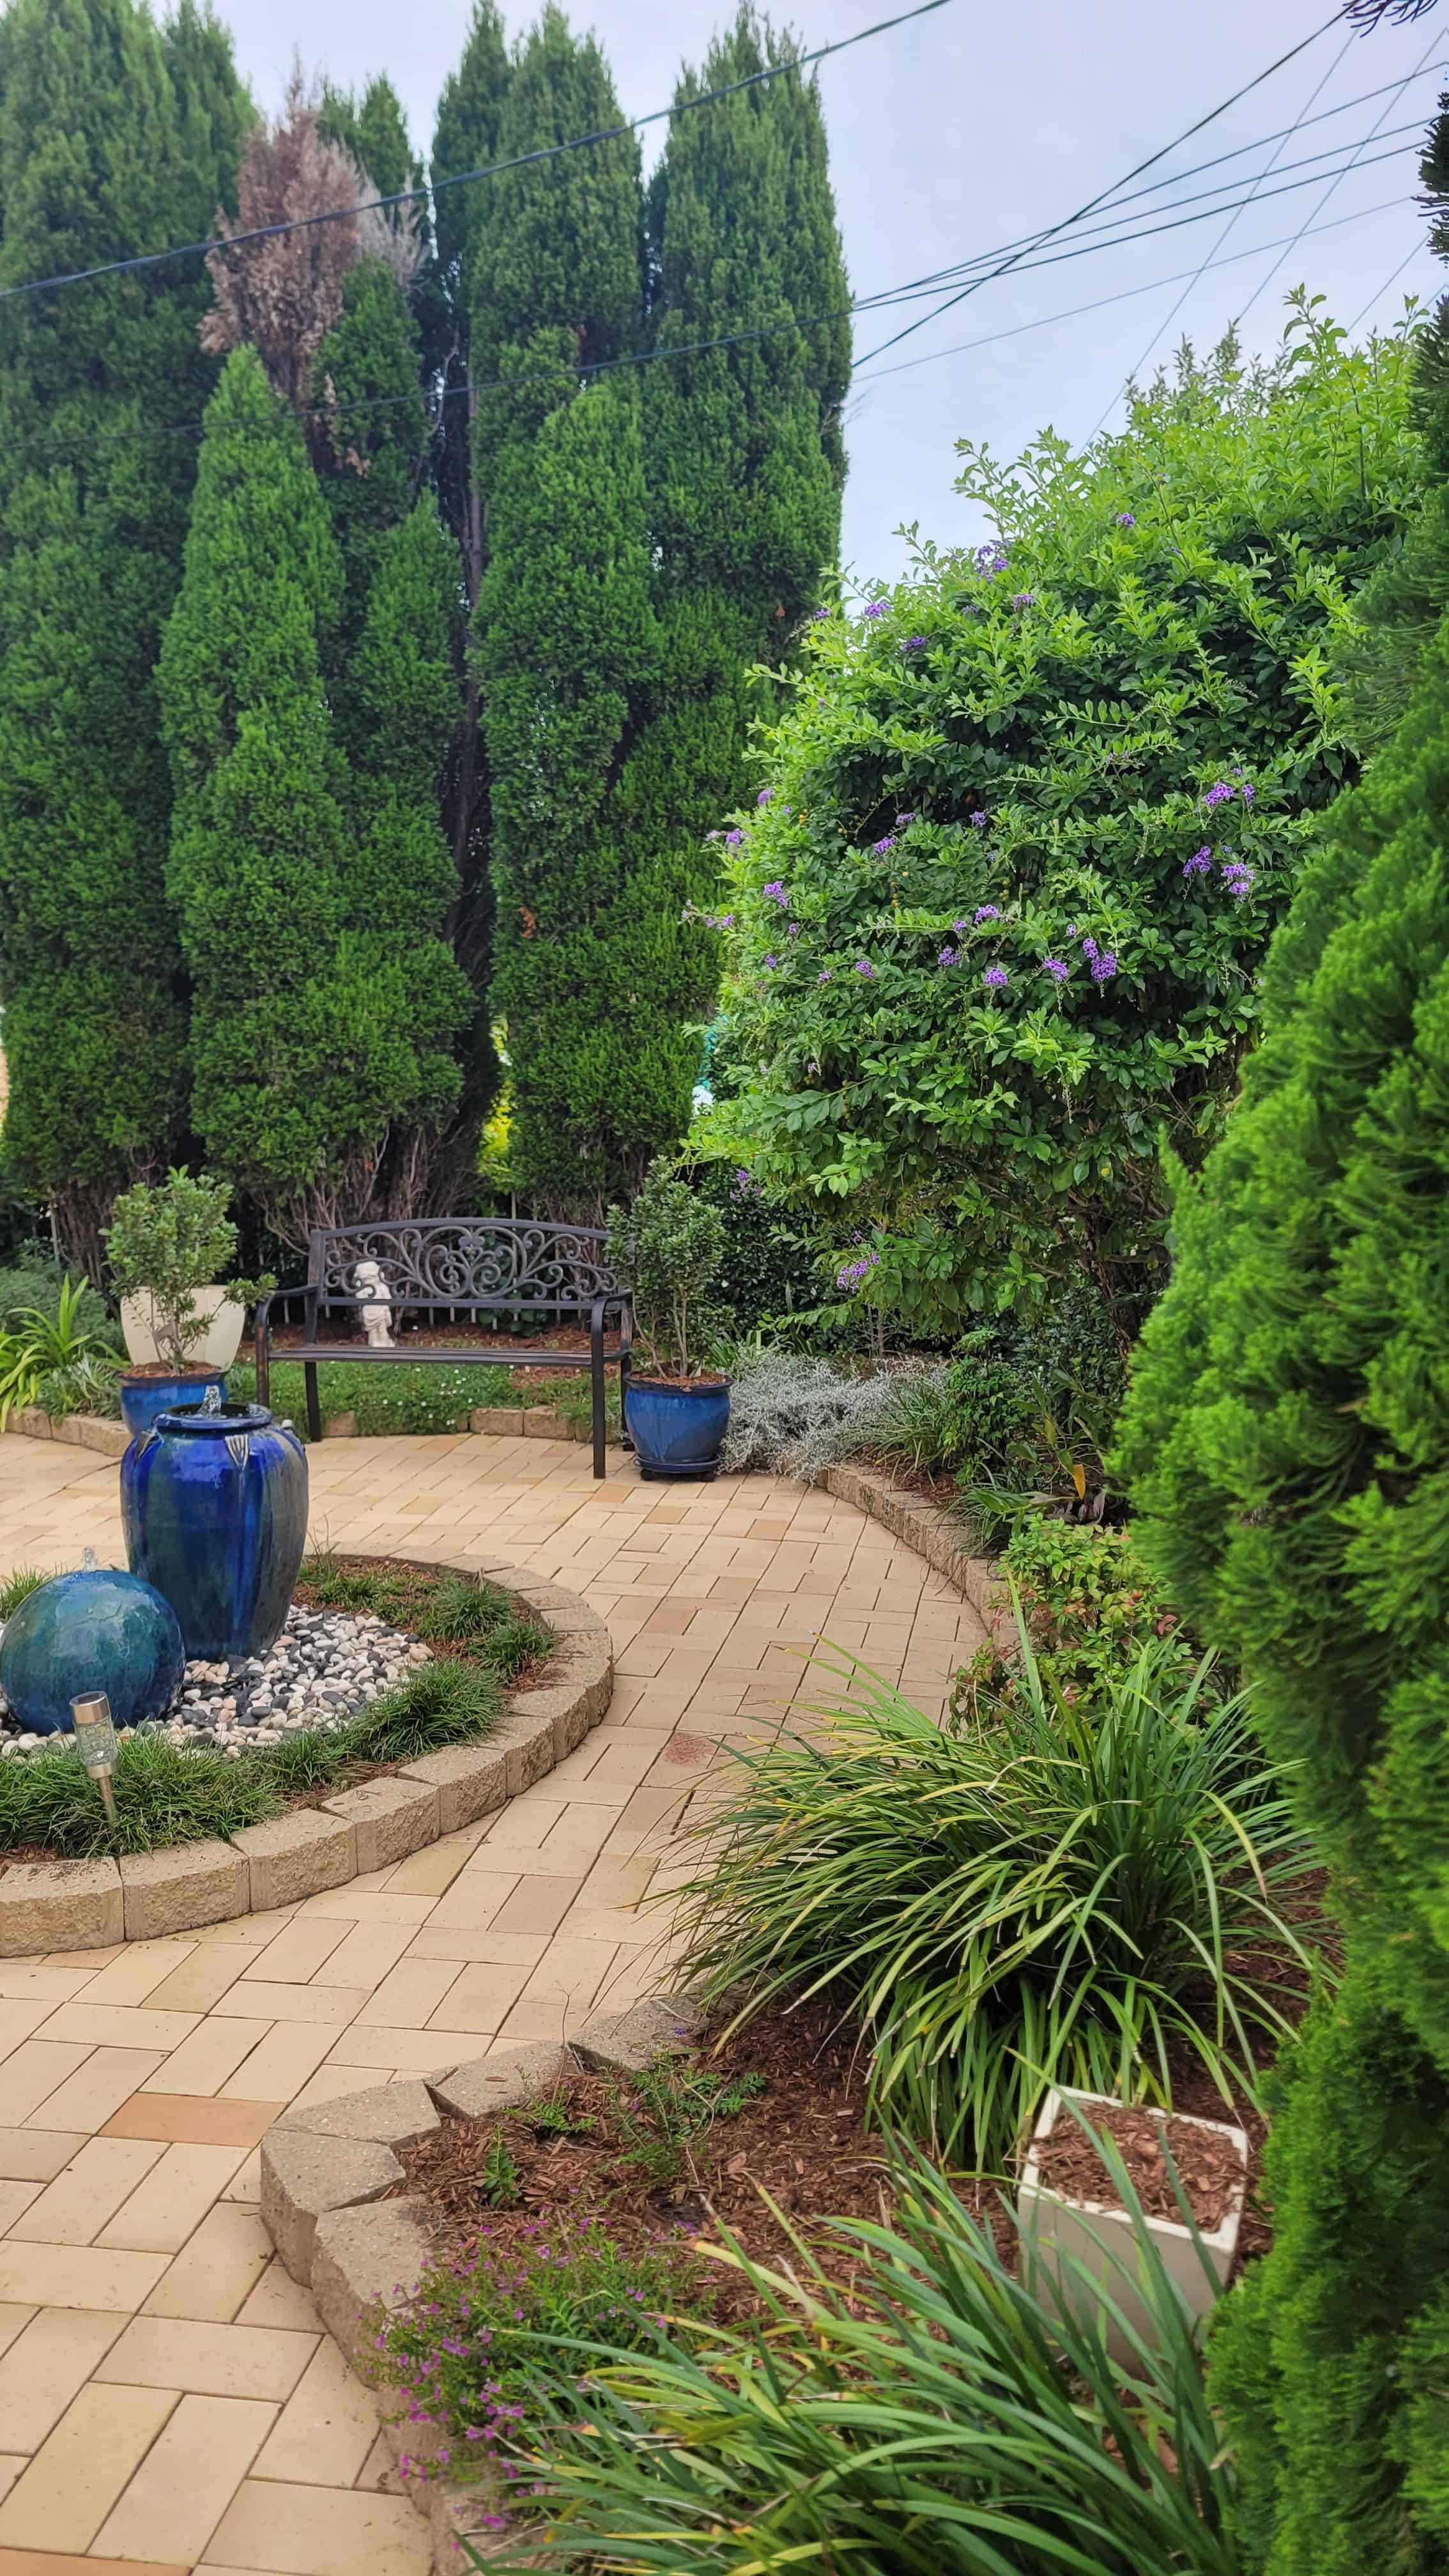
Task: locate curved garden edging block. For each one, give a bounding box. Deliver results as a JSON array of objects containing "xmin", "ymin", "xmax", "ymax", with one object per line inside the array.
[
  {"xmin": 257, "ymin": 1994, "xmax": 703, "ymax": 2573},
  {"xmin": 0, "ymin": 1555, "xmax": 614, "ymax": 1954},
  {"xmin": 821, "ymin": 1460, "xmax": 1013, "ymax": 1650}
]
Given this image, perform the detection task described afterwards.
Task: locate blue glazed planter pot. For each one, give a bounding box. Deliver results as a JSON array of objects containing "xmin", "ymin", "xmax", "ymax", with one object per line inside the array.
[
  {"xmin": 119, "ymin": 1369, "xmax": 227, "ymax": 1441},
  {"xmin": 623, "ymin": 1376, "xmax": 731, "ymax": 1482},
  {"xmin": 121, "ymin": 1400, "xmax": 309, "ymax": 1659}
]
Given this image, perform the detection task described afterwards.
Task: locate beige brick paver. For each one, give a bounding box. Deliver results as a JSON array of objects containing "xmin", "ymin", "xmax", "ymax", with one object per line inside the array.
[{"xmin": 0, "ymin": 1427, "xmax": 983, "ymax": 2567}]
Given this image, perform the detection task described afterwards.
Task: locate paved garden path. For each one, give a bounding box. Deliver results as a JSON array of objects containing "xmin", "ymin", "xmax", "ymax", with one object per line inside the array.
[{"xmin": 0, "ymin": 1429, "xmax": 985, "ymax": 2576}]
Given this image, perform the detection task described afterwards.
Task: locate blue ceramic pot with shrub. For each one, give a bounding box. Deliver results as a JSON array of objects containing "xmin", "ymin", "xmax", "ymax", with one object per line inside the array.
[
  {"xmin": 121, "ymin": 1399, "xmax": 307, "ymax": 1658},
  {"xmin": 623, "ymin": 1376, "xmax": 730, "ymax": 1482},
  {"xmin": 119, "ymin": 1367, "xmax": 227, "ymax": 1441},
  {"xmin": 0, "ymin": 1565, "xmax": 185, "ymax": 1736}
]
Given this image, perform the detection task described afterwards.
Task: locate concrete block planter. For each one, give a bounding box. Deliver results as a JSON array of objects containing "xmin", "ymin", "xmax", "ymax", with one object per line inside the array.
[
  {"xmin": 1017, "ymin": 2084, "xmax": 1249, "ymax": 2363},
  {"xmin": 257, "ymin": 2009, "xmax": 696, "ymax": 2573},
  {"xmin": 0, "ymin": 1556, "xmax": 613, "ymax": 1953}
]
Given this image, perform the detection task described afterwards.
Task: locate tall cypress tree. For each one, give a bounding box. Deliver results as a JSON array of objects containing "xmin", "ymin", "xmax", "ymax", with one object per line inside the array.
[
  {"xmin": 473, "ymin": 8, "xmax": 650, "ymax": 1215},
  {"xmin": 160, "ymin": 348, "xmax": 466, "ymax": 1246},
  {"xmin": 0, "ymin": 0, "xmax": 249, "ymax": 1272}
]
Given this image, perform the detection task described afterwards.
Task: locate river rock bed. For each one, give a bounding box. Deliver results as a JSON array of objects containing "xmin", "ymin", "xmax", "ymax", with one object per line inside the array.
[{"xmin": 0, "ymin": 1604, "xmax": 431, "ymax": 1758}]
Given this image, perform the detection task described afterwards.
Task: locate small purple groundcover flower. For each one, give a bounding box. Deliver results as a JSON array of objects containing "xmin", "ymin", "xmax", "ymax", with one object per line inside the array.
[
  {"xmin": 1042, "ymin": 956, "xmax": 1070, "ymax": 980},
  {"xmin": 983, "ymin": 964, "xmax": 1009, "ymax": 991},
  {"xmin": 762, "ymin": 880, "xmax": 789, "ymax": 906},
  {"xmin": 836, "ymin": 1248, "xmax": 882, "ymax": 1289},
  {"xmin": 863, "ymin": 599, "xmax": 889, "ymax": 619},
  {"xmin": 1183, "ymin": 845, "xmax": 1213, "ymax": 880},
  {"xmin": 974, "ymin": 904, "xmax": 1002, "ymax": 923}
]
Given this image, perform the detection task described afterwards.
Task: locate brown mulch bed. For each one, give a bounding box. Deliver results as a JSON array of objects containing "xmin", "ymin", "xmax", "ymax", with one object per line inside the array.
[
  {"xmin": 1033, "ymin": 2100, "xmax": 1246, "ymax": 2233},
  {"xmin": 392, "ymin": 2002, "xmax": 891, "ymax": 2322}
]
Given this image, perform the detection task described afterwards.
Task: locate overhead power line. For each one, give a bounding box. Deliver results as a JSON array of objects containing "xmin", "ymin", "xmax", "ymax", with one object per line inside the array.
[
  {"xmin": 852, "ymin": 7, "xmax": 1353, "ymax": 370},
  {"xmin": 0, "ymin": 0, "xmax": 955, "ymax": 306},
  {"xmin": 853, "ymin": 187, "xmax": 1422, "ymax": 382}
]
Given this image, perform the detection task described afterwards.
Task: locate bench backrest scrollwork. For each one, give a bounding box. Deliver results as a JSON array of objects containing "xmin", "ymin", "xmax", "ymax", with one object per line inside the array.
[{"xmin": 307, "ymin": 1220, "xmax": 627, "ymax": 1315}]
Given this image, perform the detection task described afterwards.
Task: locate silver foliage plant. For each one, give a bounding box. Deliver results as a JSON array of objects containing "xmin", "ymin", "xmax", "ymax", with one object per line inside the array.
[{"xmin": 722, "ymin": 1347, "xmax": 945, "ymax": 1479}]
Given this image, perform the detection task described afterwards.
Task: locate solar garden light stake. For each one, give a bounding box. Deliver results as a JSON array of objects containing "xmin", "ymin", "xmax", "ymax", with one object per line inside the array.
[{"xmin": 71, "ymin": 1690, "xmax": 119, "ymax": 1832}]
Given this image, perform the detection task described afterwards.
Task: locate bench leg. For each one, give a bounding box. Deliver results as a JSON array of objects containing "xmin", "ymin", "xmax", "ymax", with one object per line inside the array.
[
  {"xmin": 304, "ymin": 1361, "xmax": 322, "ymax": 1445},
  {"xmin": 590, "ymin": 1307, "xmax": 606, "ymax": 1480}
]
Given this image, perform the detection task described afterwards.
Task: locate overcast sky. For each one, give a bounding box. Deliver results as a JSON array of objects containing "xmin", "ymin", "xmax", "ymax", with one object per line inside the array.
[{"xmin": 216, "ymin": 0, "xmax": 1445, "ymax": 587}]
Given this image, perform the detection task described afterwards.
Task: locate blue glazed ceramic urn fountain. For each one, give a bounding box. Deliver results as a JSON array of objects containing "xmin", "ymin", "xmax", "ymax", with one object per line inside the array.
[{"xmin": 121, "ymin": 1394, "xmax": 308, "ymax": 1659}]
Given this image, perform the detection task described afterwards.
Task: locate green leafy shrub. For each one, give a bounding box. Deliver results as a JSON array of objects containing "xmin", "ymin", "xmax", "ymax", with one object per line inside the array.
[
  {"xmin": 370, "ymin": 2213, "xmax": 705, "ymax": 2482},
  {"xmin": 714, "ymin": 307, "xmax": 1421, "ymax": 1342},
  {"xmin": 606, "ymin": 1158, "xmax": 730, "ymax": 1379},
  {"xmin": 954, "ymin": 1516, "xmax": 1211, "ymax": 1720},
  {"xmin": 885, "ymin": 1326, "xmax": 1036, "ymax": 1479},
  {"xmin": 676, "ymin": 1635, "xmax": 1314, "ymax": 2163},
  {"xmin": 496, "ymin": 2151, "xmax": 1239, "ymax": 2575},
  {"xmin": 33, "ymin": 1352, "xmax": 123, "ymax": 1422},
  {"xmin": 0, "ymin": 1257, "xmax": 112, "ymax": 1342},
  {"xmin": 0, "ymin": 1278, "xmax": 121, "ymax": 1427}
]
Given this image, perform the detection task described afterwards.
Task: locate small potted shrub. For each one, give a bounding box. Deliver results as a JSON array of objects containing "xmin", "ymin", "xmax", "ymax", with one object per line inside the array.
[
  {"xmin": 106, "ymin": 1170, "xmax": 270, "ymax": 1437},
  {"xmin": 606, "ymin": 1162, "xmax": 732, "ymax": 1479}
]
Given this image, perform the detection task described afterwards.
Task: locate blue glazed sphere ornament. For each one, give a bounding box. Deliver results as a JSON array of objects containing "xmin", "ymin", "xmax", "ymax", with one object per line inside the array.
[
  {"xmin": 0, "ymin": 1566, "xmax": 185, "ymax": 1738},
  {"xmin": 121, "ymin": 1399, "xmax": 308, "ymax": 1660}
]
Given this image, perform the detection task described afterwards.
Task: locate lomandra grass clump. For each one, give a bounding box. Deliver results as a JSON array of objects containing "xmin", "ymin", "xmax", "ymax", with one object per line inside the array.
[
  {"xmin": 676, "ymin": 1632, "xmax": 1318, "ymax": 2163},
  {"xmin": 487, "ymin": 2153, "xmax": 1240, "ymax": 2575}
]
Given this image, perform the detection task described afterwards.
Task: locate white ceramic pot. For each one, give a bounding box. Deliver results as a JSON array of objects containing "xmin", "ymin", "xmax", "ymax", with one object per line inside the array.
[
  {"xmin": 120, "ymin": 1289, "xmax": 247, "ymax": 1372},
  {"xmin": 1016, "ymin": 2083, "xmax": 1248, "ymax": 2363}
]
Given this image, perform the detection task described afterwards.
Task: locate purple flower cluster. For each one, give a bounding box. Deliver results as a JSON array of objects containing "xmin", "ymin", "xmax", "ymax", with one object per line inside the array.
[
  {"xmin": 1183, "ymin": 845, "xmax": 1213, "ymax": 880},
  {"xmin": 756, "ymin": 788, "xmax": 773, "ymax": 807},
  {"xmin": 1010, "ymin": 591, "xmax": 1037, "ymax": 608},
  {"xmin": 818, "ymin": 969, "xmax": 832, "ymax": 983},
  {"xmin": 938, "ymin": 946, "xmax": 960, "ymax": 967},
  {"xmin": 873, "ymin": 835, "xmax": 896, "ymax": 855},
  {"xmin": 855, "ymin": 958, "xmax": 876, "ymax": 977},
  {"xmin": 1091, "ymin": 951, "xmax": 1118, "ymax": 984},
  {"xmin": 896, "ymin": 810, "xmax": 917, "ymax": 826},
  {"xmin": 836, "ymin": 1248, "xmax": 881, "ymax": 1289},
  {"xmin": 1116, "ymin": 511, "xmax": 1136, "ymax": 528},
  {"xmin": 974, "ymin": 904, "xmax": 1002, "ymax": 923},
  {"xmin": 976, "ymin": 539, "xmax": 1011, "ymax": 574},
  {"xmin": 901, "ymin": 635, "xmax": 928, "ymax": 654},
  {"xmin": 1202, "ymin": 781, "xmax": 1234, "ymax": 810},
  {"xmin": 731, "ymin": 1169, "xmax": 763, "ymax": 1200},
  {"xmin": 811, "ymin": 605, "xmax": 830, "ymax": 620},
  {"xmin": 762, "ymin": 953, "xmax": 779, "ymax": 970},
  {"xmin": 863, "ymin": 598, "xmax": 889, "ymax": 620},
  {"xmin": 970, "ymin": 811, "xmax": 989, "ymax": 830},
  {"xmin": 725, "ymin": 829, "xmax": 745, "ymax": 848},
  {"xmin": 762, "ymin": 880, "xmax": 789, "ymax": 907},
  {"xmin": 1222, "ymin": 859, "xmax": 1256, "ymax": 900},
  {"xmin": 1042, "ymin": 956, "xmax": 1070, "ymax": 981},
  {"xmin": 983, "ymin": 964, "xmax": 1009, "ymax": 992}
]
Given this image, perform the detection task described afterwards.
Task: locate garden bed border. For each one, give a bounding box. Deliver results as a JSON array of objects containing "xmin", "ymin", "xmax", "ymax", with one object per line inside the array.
[
  {"xmin": 822, "ymin": 1459, "xmax": 1012, "ymax": 1648},
  {"xmin": 258, "ymin": 1993, "xmax": 699, "ymax": 2572},
  {"xmin": 0, "ymin": 1553, "xmax": 613, "ymax": 1954}
]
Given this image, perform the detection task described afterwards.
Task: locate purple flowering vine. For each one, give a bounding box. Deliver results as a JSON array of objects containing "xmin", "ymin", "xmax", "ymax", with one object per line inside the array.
[{"xmin": 1183, "ymin": 845, "xmax": 1213, "ymax": 880}]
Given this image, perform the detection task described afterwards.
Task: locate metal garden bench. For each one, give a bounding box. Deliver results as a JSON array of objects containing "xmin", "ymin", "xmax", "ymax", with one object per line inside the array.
[{"xmin": 252, "ymin": 1219, "xmax": 633, "ymax": 1478}]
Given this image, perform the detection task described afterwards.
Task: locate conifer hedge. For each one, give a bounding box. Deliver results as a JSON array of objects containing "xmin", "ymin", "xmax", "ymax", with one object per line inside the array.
[{"xmin": 1116, "ymin": 560, "xmax": 1449, "ymax": 2576}]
